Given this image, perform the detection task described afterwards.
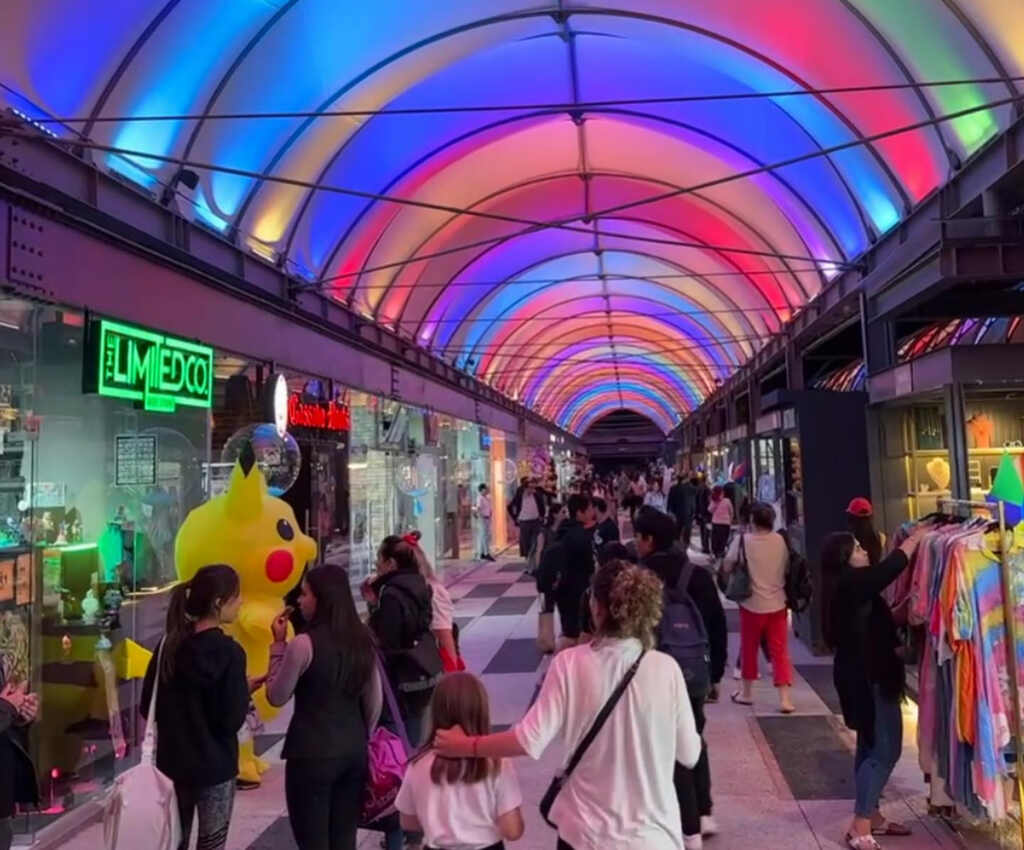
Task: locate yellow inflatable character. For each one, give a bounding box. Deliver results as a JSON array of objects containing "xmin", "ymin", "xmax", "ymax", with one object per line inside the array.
[{"xmin": 175, "ymin": 442, "xmax": 316, "ymax": 783}]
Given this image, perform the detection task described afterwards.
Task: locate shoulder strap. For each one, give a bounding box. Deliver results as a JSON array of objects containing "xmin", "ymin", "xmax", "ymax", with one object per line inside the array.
[
  {"xmin": 676, "ymin": 558, "xmax": 696, "ymax": 595},
  {"xmin": 739, "ymin": 533, "xmax": 747, "ymax": 567},
  {"xmin": 562, "ymin": 650, "xmax": 646, "ymax": 778},
  {"xmin": 375, "ymin": 652, "xmax": 412, "ymax": 755},
  {"xmin": 142, "ymin": 638, "xmax": 166, "ymax": 760}
]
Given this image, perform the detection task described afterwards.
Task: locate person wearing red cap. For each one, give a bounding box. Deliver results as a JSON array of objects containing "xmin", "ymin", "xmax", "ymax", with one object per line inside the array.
[{"xmin": 846, "ymin": 498, "xmax": 885, "ymax": 568}]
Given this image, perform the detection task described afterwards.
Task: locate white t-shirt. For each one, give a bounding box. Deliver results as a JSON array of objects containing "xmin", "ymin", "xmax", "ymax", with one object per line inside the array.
[
  {"xmin": 476, "ymin": 493, "xmax": 492, "ymax": 519},
  {"xmin": 518, "ymin": 491, "xmax": 540, "ymax": 522},
  {"xmin": 395, "ymin": 752, "xmax": 522, "ymax": 850},
  {"xmin": 428, "ymin": 578, "xmax": 454, "ymax": 631},
  {"xmin": 711, "ymin": 497, "xmax": 734, "ymax": 525},
  {"xmin": 515, "ymin": 638, "xmax": 700, "ymax": 850}
]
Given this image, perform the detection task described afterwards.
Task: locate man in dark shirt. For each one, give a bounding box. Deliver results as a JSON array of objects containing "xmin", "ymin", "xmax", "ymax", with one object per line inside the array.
[
  {"xmin": 667, "ymin": 474, "xmax": 699, "ymax": 552},
  {"xmin": 634, "ymin": 505, "xmax": 727, "ymax": 845},
  {"xmin": 552, "ymin": 493, "xmax": 596, "ymax": 647},
  {"xmin": 591, "ymin": 496, "xmax": 620, "ymax": 550}
]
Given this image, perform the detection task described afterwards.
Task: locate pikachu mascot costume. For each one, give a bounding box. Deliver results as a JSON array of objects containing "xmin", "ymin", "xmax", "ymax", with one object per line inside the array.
[{"xmin": 175, "ymin": 442, "xmax": 316, "ymax": 783}]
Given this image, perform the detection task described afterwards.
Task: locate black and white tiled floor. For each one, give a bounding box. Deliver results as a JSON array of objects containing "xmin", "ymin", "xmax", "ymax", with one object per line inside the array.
[{"xmin": 59, "ymin": 544, "xmax": 991, "ymax": 849}]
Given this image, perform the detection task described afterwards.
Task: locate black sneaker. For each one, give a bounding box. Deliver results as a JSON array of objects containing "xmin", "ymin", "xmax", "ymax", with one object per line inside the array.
[
  {"xmin": 236, "ymin": 778, "xmax": 261, "ymax": 791},
  {"xmin": 706, "ymin": 685, "xmax": 720, "ymax": 704}
]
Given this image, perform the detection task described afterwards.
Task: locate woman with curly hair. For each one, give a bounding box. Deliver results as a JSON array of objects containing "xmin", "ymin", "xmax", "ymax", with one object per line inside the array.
[{"xmin": 436, "ymin": 560, "xmax": 701, "ymax": 850}]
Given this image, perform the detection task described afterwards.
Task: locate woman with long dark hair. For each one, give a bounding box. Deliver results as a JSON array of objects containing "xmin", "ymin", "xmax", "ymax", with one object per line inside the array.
[
  {"xmin": 820, "ymin": 525, "xmax": 925, "ymax": 850},
  {"xmin": 267, "ymin": 566, "xmax": 381, "ymax": 850},
  {"xmin": 140, "ymin": 564, "xmax": 252, "ymax": 850}
]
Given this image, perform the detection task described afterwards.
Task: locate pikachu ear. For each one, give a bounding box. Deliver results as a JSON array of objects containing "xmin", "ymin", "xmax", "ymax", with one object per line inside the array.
[{"xmin": 224, "ymin": 441, "xmax": 266, "ymax": 520}]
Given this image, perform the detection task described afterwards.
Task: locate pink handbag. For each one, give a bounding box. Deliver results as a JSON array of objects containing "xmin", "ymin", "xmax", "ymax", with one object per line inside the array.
[{"xmin": 359, "ymin": 657, "xmax": 412, "ymax": 826}]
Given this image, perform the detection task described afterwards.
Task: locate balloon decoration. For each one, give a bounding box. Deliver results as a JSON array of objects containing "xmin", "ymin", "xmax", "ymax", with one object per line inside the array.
[{"xmin": 222, "ymin": 423, "xmax": 302, "ymax": 496}]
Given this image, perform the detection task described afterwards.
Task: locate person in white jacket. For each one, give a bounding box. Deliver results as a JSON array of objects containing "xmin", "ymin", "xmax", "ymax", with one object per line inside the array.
[
  {"xmin": 644, "ymin": 479, "xmax": 668, "ymax": 513},
  {"xmin": 436, "ymin": 560, "xmax": 701, "ymax": 850}
]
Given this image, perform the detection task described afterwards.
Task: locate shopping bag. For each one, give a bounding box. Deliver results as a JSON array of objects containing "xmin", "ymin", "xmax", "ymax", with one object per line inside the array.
[
  {"xmin": 359, "ymin": 656, "xmax": 412, "ymax": 828},
  {"xmin": 103, "ymin": 641, "xmax": 181, "ymax": 850}
]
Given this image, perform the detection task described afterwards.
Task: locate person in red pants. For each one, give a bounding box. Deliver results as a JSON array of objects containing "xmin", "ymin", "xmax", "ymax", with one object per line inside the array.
[{"xmin": 723, "ymin": 502, "xmax": 795, "ymax": 713}]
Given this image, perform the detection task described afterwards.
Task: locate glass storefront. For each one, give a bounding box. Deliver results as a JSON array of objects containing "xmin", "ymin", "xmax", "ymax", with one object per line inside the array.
[
  {"xmin": 0, "ymin": 293, "xmax": 533, "ymax": 840},
  {"xmin": 0, "ymin": 299, "xmax": 211, "ymax": 837}
]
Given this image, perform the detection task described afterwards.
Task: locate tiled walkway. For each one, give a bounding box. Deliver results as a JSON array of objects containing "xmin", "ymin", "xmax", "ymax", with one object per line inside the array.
[{"xmin": 57, "ymin": 548, "xmax": 1005, "ymax": 850}]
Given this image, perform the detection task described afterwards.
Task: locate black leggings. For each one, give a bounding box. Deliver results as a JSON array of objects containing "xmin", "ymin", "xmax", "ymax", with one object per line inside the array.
[
  {"xmin": 285, "ymin": 755, "xmax": 367, "ymax": 850},
  {"xmin": 557, "ymin": 840, "xmax": 576, "ymax": 850},
  {"xmin": 175, "ymin": 779, "xmax": 235, "ymax": 850}
]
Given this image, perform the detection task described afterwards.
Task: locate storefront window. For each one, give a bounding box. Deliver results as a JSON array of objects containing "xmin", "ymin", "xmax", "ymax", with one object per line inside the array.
[
  {"xmin": 0, "ymin": 301, "xmax": 211, "ymax": 838},
  {"xmin": 963, "ymin": 391, "xmax": 1024, "ymax": 502}
]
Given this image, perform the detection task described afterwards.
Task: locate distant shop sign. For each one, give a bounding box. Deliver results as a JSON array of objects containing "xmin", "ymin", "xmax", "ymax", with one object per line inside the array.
[{"xmin": 288, "ymin": 393, "xmax": 350, "ymax": 432}]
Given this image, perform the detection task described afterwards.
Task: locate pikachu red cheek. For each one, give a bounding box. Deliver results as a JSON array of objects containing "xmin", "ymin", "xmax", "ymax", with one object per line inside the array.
[{"xmin": 265, "ymin": 549, "xmax": 295, "ymax": 583}]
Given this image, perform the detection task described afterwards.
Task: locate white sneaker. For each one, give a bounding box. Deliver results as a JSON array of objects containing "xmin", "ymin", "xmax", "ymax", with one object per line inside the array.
[
  {"xmin": 701, "ymin": 816, "xmax": 719, "ymax": 837},
  {"xmin": 732, "ymin": 666, "xmax": 742, "ymax": 680},
  {"xmin": 683, "ymin": 835, "xmax": 703, "ymax": 850}
]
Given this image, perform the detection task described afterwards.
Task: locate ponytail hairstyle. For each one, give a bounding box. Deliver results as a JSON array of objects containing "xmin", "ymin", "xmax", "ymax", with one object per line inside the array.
[
  {"xmin": 847, "ymin": 514, "xmax": 882, "ymax": 566},
  {"xmin": 378, "ymin": 535, "xmax": 420, "ymax": 573},
  {"xmin": 161, "ymin": 564, "xmax": 240, "ymax": 682},
  {"xmin": 590, "ymin": 559, "xmax": 664, "ymax": 649}
]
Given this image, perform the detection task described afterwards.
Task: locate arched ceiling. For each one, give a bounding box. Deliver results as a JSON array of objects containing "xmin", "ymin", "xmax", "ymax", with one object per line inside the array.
[{"xmin": 3, "ymin": 1, "xmax": 1022, "ymax": 434}]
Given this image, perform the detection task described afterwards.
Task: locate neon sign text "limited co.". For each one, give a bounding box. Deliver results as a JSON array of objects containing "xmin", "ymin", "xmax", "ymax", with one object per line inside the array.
[{"xmin": 89, "ymin": 320, "xmax": 213, "ymax": 412}]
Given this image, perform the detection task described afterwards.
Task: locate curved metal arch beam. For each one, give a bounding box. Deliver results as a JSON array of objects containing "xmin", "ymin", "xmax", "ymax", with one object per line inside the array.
[
  {"xmin": 516, "ymin": 336, "xmax": 723, "ymax": 404},
  {"xmin": 487, "ymin": 325, "xmax": 727, "ymax": 404},
  {"xmin": 431, "ymin": 252, "xmax": 762, "ymax": 361},
  {"xmin": 525, "ymin": 345, "xmax": 709, "ymax": 411},
  {"xmin": 312, "ymin": 101, "xmax": 852, "ymax": 288},
  {"xmin": 520, "ymin": 343, "xmax": 718, "ymax": 413},
  {"xmin": 567, "ymin": 398, "xmax": 677, "ymax": 435},
  {"xmin": 482, "ymin": 318, "xmax": 732, "ymax": 399},
  {"xmin": 528, "ymin": 353, "xmax": 703, "ymax": 409},
  {"xmin": 458, "ymin": 292, "xmax": 747, "ymax": 383},
  {"xmin": 939, "ymin": 0, "xmax": 1020, "ymax": 104},
  {"xmin": 358, "ymin": 133, "xmax": 833, "ymax": 320},
  {"xmin": 231, "ymin": 4, "xmax": 917, "ymax": 260},
  {"xmin": 531, "ymin": 363, "xmax": 699, "ymax": 418},
  {"xmin": 413, "ymin": 181, "xmax": 801, "ymax": 348},
  {"xmin": 381, "ymin": 171, "xmax": 812, "ymax": 340},
  {"xmin": 437, "ymin": 260, "xmax": 759, "ymax": 369},
  {"xmin": 80, "ymin": 0, "xmax": 184, "ymax": 140},
  {"xmin": 559, "ymin": 383, "xmax": 681, "ymax": 426},
  {"xmin": 553, "ymin": 373, "xmax": 691, "ymax": 418}
]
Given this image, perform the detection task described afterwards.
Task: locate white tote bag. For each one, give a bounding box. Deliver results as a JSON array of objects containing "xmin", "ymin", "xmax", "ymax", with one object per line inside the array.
[{"xmin": 103, "ymin": 640, "xmax": 181, "ymax": 850}]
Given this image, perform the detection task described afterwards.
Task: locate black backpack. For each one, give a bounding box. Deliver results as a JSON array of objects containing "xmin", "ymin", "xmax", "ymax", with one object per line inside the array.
[
  {"xmin": 658, "ymin": 560, "xmax": 711, "ymax": 699},
  {"xmin": 781, "ymin": 532, "xmax": 813, "ymax": 613}
]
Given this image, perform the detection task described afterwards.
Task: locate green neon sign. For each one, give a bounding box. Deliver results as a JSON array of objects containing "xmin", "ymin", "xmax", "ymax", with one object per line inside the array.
[{"xmin": 85, "ymin": 319, "xmax": 213, "ymax": 412}]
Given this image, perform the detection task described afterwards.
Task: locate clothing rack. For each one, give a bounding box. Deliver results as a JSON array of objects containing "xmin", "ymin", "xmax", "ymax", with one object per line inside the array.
[{"xmin": 937, "ymin": 498, "xmax": 1024, "ymax": 847}]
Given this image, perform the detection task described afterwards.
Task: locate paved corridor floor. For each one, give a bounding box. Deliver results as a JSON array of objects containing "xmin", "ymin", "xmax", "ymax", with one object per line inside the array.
[{"xmin": 59, "ymin": 552, "xmax": 1004, "ymax": 850}]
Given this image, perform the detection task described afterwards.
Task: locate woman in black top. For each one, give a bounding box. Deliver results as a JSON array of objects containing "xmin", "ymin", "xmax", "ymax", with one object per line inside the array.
[
  {"xmin": 140, "ymin": 564, "xmax": 252, "ymax": 850},
  {"xmin": 267, "ymin": 566, "xmax": 381, "ymax": 850},
  {"xmin": 821, "ymin": 527, "xmax": 924, "ymax": 850}
]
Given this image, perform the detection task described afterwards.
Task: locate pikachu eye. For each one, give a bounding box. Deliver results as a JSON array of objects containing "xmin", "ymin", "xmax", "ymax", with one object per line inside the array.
[{"xmin": 276, "ymin": 519, "xmax": 295, "ymax": 541}]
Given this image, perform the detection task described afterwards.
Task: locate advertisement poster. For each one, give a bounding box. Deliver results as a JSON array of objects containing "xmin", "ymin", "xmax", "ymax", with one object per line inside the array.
[
  {"xmin": 15, "ymin": 553, "xmax": 33, "ymax": 605},
  {"xmin": 0, "ymin": 559, "xmax": 12, "ymax": 602}
]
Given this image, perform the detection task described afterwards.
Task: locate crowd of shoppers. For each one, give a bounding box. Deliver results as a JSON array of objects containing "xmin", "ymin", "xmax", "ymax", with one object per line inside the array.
[{"xmin": 0, "ymin": 454, "xmax": 935, "ymax": 850}]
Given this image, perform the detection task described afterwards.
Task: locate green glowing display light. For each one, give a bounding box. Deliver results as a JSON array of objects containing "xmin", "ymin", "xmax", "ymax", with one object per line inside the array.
[{"xmin": 83, "ymin": 319, "xmax": 213, "ymax": 412}]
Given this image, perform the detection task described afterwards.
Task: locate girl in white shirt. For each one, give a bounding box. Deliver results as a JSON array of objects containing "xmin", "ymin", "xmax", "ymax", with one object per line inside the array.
[
  {"xmin": 397, "ymin": 673, "xmax": 523, "ymax": 850},
  {"xmin": 643, "ymin": 480, "xmax": 668, "ymax": 512},
  {"xmin": 435, "ymin": 560, "xmax": 701, "ymax": 850}
]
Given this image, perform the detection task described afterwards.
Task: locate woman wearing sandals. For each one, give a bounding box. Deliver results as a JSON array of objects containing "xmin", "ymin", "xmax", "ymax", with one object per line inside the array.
[
  {"xmin": 821, "ymin": 519, "xmax": 927, "ymax": 850},
  {"xmin": 722, "ymin": 502, "xmax": 795, "ymax": 714},
  {"xmin": 434, "ymin": 559, "xmax": 701, "ymax": 850}
]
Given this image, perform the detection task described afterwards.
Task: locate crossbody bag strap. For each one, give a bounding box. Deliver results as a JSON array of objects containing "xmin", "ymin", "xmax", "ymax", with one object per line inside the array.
[
  {"xmin": 375, "ymin": 652, "xmax": 412, "ymax": 756},
  {"xmin": 142, "ymin": 638, "xmax": 165, "ymax": 761},
  {"xmin": 562, "ymin": 650, "xmax": 646, "ymax": 777}
]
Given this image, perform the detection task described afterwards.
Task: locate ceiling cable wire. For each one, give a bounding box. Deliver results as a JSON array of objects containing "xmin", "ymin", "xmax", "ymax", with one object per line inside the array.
[
  {"xmin": 308, "ymin": 89, "xmax": 1024, "ymax": 288},
  {"xmin": 21, "ymin": 74, "xmax": 1024, "ymax": 124},
  {"xmin": 5, "ymin": 132, "xmax": 850, "ymax": 270}
]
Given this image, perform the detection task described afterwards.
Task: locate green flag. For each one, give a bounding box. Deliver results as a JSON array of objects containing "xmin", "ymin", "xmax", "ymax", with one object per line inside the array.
[{"xmin": 990, "ymin": 451, "xmax": 1024, "ymax": 505}]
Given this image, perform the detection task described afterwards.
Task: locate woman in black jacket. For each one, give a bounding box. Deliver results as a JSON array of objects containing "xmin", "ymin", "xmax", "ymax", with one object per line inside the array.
[
  {"xmin": 821, "ymin": 526, "xmax": 925, "ymax": 850},
  {"xmin": 364, "ymin": 536, "xmax": 441, "ymax": 748},
  {"xmin": 141, "ymin": 564, "xmax": 253, "ymax": 850},
  {"xmin": 267, "ymin": 566, "xmax": 380, "ymax": 850}
]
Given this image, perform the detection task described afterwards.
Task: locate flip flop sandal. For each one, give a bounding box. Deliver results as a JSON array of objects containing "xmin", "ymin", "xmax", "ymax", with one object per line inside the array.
[
  {"xmin": 780, "ymin": 705, "xmax": 796, "ymax": 714},
  {"xmin": 845, "ymin": 833, "xmax": 882, "ymax": 850},
  {"xmin": 872, "ymin": 821, "xmax": 912, "ymax": 836},
  {"xmin": 730, "ymin": 692, "xmax": 753, "ymax": 706}
]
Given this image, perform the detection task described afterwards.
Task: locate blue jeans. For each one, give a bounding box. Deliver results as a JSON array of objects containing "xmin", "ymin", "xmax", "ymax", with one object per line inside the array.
[{"xmin": 854, "ymin": 686, "xmax": 903, "ymax": 817}]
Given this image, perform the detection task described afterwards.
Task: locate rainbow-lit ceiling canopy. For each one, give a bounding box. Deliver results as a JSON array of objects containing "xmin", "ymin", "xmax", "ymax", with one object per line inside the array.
[{"xmin": 4, "ymin": 1, "xmax": 1023, "ymax": 434}]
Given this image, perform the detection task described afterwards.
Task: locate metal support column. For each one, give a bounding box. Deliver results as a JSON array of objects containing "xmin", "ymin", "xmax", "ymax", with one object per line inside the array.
[{"xmin": 944, "ymin": 382, "xmax": 970, "ymax": 503}]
